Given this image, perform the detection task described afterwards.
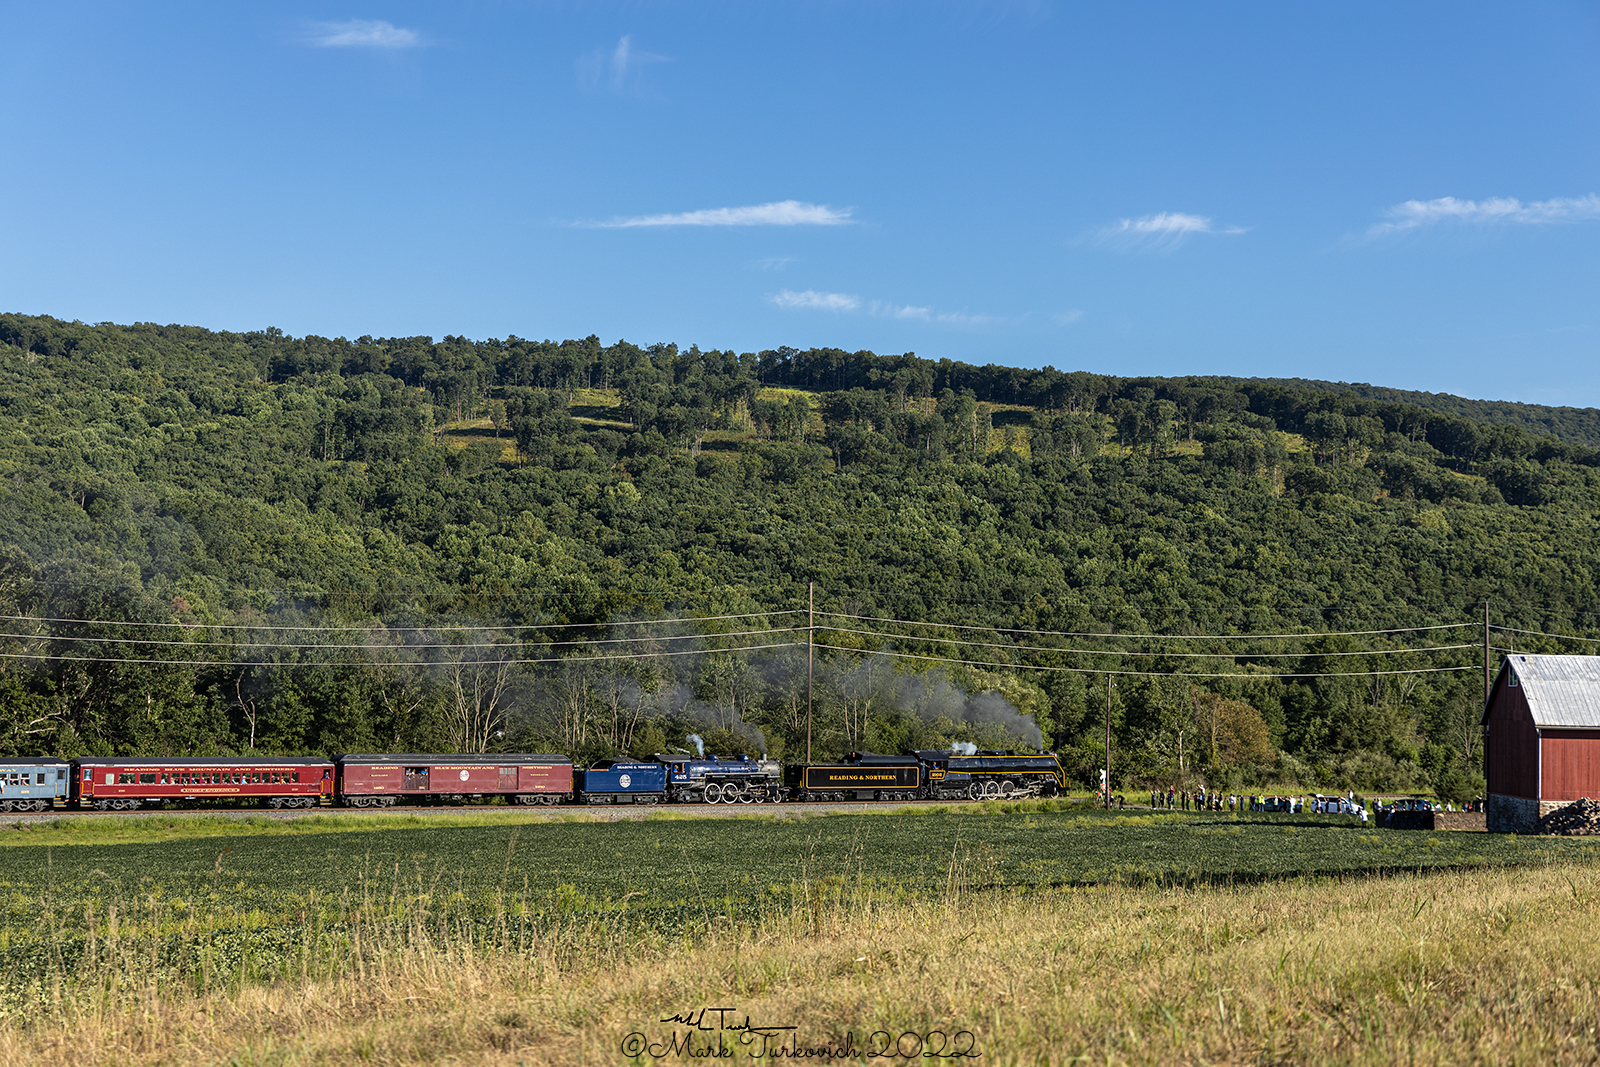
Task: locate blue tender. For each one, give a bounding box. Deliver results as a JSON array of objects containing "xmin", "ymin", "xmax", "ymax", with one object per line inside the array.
[
  {"xmin": 574, "ymin": 759, "xmax": 667, "ymax": 804},
  {"xmin": 0, "ymin": 759, "xmax": 71, "ymax": 811}
]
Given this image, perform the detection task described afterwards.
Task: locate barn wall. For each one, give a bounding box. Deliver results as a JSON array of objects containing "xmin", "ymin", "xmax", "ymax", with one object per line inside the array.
[
  {"xmin": 1488, "ymin": 793, "xmax": 1538, "ymax": 832},
  {"xmin": 1488, "ymin": 795, "xmax": 1575, "ymax": 833},
  {"xmin": 1485, "ymin": 674, "xmax": 1539, "ymax": 799},
  {"xmin": 1539, "ymin": 729, "xmax": 1600, "ymax": 801}
]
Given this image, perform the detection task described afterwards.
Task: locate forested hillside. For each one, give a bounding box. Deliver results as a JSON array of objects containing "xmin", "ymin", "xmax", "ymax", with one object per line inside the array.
[
  {"xmin": 1246, "ymin": 377, "xmax": 1600, "ymax": 449},
  {"xmin": 4, "ymin": 312, "xmax": 1599, "ymax": 801}
]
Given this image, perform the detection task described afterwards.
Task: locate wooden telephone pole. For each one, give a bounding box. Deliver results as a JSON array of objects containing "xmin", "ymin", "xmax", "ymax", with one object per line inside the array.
[
  {"xmin": 1104, "ymin": 675, "xmax": 1113, "ymax": 808},
  {"xmin": 1483, "ymin": 599, "xmax": 1492, "ymax": 709},
  {"xmin": 806, "ymin": 581, "xmax": 814, "ymax": 764}
]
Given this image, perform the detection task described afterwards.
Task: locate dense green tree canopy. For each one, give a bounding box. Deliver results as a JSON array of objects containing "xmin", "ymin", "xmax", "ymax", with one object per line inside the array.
[{"xmin": 3, "ymin": 312, "xmax": 1597, "ymax": 801}]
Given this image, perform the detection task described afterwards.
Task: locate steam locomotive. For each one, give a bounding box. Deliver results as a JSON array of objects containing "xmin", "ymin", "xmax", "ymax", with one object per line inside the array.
[{"xmin": 0, "ymin": 747, "xmax": 1066, "ymax": 812}]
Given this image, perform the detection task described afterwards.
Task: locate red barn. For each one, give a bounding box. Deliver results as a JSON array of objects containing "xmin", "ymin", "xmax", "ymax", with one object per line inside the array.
[{"xmin": 1482, "ymin": 654, "xmax": 1600, "ymax": 832}]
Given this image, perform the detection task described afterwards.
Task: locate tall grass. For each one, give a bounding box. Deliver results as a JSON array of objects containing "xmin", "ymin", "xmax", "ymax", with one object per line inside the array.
[{"xmin": 4, "ymin": 846, "xmax": 1600, "ymax": 1064}]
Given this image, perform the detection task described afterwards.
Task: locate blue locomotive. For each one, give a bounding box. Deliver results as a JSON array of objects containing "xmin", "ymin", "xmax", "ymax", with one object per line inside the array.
[{"xmin": 656, "ymin": 753, "xmax": 785, "ymax": 803}]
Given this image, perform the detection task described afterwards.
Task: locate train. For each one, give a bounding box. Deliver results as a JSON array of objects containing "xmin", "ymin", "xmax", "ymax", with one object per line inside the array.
[{"xmin": 0, "ymin": 747, "xmax": 1067, "ymax": 812}]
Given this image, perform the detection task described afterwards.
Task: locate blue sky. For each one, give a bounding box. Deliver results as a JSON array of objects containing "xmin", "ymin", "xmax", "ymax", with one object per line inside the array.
[{"xmin": 2, "ymin": 2, "xmax": 1597, "ymax": 405}]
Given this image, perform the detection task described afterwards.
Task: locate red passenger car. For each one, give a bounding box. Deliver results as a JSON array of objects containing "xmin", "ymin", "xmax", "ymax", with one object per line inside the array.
[
  {"xmin": 335, "ymin": 753, "xmax": 574, "ymax": 807},
  {"xmin": 74, "ymin": 757, "xmax": 334, "ymax": 810}
]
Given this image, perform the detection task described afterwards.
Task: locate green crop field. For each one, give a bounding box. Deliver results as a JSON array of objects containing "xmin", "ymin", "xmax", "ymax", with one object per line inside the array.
[
  {"xmin": 3, "ymin": 809, "xmax": 1592, "ymax": 922},
  {"xmin": 0, "ymin": 806, "xmax": 1590, "ymax": 1007},
  {"xmin": 0, "ymin": 808, "xmax": 1590, "ymax": 938},
  {"xmin": 2, "ymin": 806, "xmax": 1598, "ymax": 1058}
]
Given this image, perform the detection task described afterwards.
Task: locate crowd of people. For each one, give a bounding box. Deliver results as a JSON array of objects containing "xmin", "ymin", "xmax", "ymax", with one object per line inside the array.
[
  {"xmin": 1145, "ymin": 787, "xmax": 1369, "ymax": 821},
  {"xmin": 1149, "ymin": 786, "xmax": 1241, "ymax": 811},
  {"xmin": 1097, "ymin": 786, "xmax": 1478, "ymax": 820}
]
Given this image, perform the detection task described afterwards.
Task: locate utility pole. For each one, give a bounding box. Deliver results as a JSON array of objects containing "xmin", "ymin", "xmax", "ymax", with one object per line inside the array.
[
  {"xmin": 1483, "ymin": 599, "xmax": 1492, "ymax": 709},
  {"xmin": 1482, "ymin": 598, "xmax": 1493, "ymax": 795},
  {"xmin": 806, "ymin": 581, "xmax": 814, "ymax": 764},
  {"xmin": 1104, "ymin": 675, "xmax": 1113, "ymax": 809}
]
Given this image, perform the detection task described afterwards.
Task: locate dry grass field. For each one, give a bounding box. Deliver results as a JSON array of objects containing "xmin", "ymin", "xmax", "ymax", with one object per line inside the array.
[{"xmin": 6, "ymin": 855, "xmax": 1600, "ymax": 1066}]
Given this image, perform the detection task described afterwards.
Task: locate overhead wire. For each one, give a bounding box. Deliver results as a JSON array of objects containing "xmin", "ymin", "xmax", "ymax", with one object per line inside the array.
[
  {"xmin": 1489, "ymin": 625, "xmax": 1600, "ymax": 646},
  {"xmin": 0, "ymin": 639, "xmax": 803, "ymax": 670},
  {"xmin": 813, "ymin": 609, "xmax": 1476, "ymax": 641},
  {"xmin": 809, "ymin": 641, "xmax": 1479, "ymax": 680},
  {"xmin": 817, "ymin": 624, "xmax": 1474, "ymax": 659},
  {"xmin": 0, "ymin": 601, "xmax": 1506, "ymax": 681},
  {"xmin": 0, "ymin": 624, "xmax": 804, "ymax": 651},
  {"xmin": 0, "ymin": 609, "xmax": 800, "ymax": 633},
  {"xmin": 0, "ymin": 601, "xmax": 1552, "ymax": 682}
]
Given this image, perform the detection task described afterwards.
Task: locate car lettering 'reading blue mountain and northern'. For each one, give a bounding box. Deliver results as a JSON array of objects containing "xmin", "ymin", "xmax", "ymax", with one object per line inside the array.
[{"xmin": 0, "ymin": 749, "xmax": 1068, "ymax": 811}]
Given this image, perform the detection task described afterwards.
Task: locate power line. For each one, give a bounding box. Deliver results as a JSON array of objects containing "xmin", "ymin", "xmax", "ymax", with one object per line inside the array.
[
  {"xmin": 0, "ymin": 610, "xmax": 800, "ymax": 633},
  {"xmin": 819, "ymin": 624, "xmax": 1473, "ymax": 659},
  {"xmin": 813, "ymin": 608, "xmax": 1476, "ymax": 641},
  {"xmin": 810, "ymin": 642, "xmax": 1478, "ymax": 680},
  {"xmin": 0, "ymin": 624, "xmax": 803, "ymax": 651},
  {"xmin": 0, "ymin": 639, "xmax": 803, "ymax": 670},
  {"xmin": 1489, "ymin": 625, "xmax": 1600, "ymax": 646}
]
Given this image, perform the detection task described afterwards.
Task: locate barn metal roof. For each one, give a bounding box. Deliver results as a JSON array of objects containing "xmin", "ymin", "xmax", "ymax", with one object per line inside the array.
[{"xmin": 1494, "ymin": 655, "xmax": 1600, "ymax": 728}]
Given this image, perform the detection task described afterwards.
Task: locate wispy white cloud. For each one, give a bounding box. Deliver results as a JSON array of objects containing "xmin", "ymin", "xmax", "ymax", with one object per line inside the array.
[
  {"xmin": 1052, "ymin": 310, "xmax": 1084, "ymax": 326},
  {"xmin": 585, "ymin": 200, "xmax": 853, "ymax": 228},
  {"xmin": 1094, "ymin": 211, "xmax": 1247, "ymax": 251},
  {"xmin": 578, "ymin": 35, "xmax": 669, "ymax": 93},
  {"xmin": 770, "ymin": 290, "xmax": 999, "ymax": 326},
  {"xmin": 874, "ymin": 301, "xmax": 933, "ymax": 320},
  {"xmin": 1366, "ymin": 195, "xmax": 1600, "ymax": 237},
  {"xmin": 305, "ymin": 19, "xmax": 421, "ymax": 49},
  {"xmin": 751, "ymin": 256, "xmax": 797, "ymax": 271},
  {"xmin": 931, "ymin": 310, "xmax": 1000, "ymax": 327},
  {"xmin": 868, "ymin": 301, "xmax": 998, "ymax": 327},
  {"xmin": 771, "ymin": 289, "xmax": 860, "ymax": 311}
]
